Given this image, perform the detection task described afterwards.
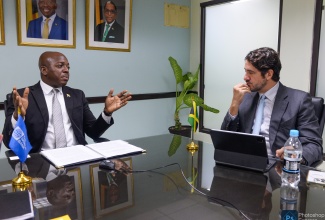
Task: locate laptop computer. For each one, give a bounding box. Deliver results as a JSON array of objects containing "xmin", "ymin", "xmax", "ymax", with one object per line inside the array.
[{"xmin": 210, "ymin": 129, "xmax": 277, "ymax": 172}]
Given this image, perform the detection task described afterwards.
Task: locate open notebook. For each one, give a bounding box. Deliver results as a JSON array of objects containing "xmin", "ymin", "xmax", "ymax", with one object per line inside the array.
[
  {"xmin": 210, "ymin": 129, "xmax": 277, "ymax": 172},
  {"xmin": 40, "ymin": 140, "xmax": 146, "ymax": 168}
]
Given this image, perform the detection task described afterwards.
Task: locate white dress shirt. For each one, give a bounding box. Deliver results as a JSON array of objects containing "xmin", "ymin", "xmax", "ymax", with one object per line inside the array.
[
  {"xmin": 258, "ymin": 82, "xmax": 279, "ymax": 155},
  {"xmin": 40, "ymin": 80, "xmax": 77, "ymax": 150}
]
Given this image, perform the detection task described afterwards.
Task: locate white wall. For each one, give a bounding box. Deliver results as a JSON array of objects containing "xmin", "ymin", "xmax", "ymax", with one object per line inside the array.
[
  {"xmin": 0, "ymin": 0, "xmax": 191, "ymax": 157},
  {"xmin": 280, "ymin": 0, "xmax": 315, "ymax": 91}
]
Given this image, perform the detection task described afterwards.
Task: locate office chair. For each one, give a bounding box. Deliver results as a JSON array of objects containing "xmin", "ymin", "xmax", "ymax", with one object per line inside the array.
[
  {"xmin": 311, "ymin": 97, "xmax": 325, "ymax": 136},
  {"xmin": 3, "ymin": 93, "xmax": 109, "ymax": 145}
]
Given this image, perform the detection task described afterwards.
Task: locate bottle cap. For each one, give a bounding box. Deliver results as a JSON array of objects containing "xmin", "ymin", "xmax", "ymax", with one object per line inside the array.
[{"xmin": 289, "ymin": 129, "xmax": 299, "ymax": 137}]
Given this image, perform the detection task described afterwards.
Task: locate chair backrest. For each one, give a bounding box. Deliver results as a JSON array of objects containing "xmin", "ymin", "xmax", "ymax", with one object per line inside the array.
[
  {"xmin": 3, "ymin": 93, "xmax": 10, "ymax": 117},
  {"xmin": 311, "ymin": 96, "xmax": 325, "ymax": 136}
]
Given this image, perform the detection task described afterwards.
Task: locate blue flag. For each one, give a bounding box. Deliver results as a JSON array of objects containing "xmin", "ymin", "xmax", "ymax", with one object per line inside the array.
[{"xmin": 9, "ymin": 115, "xmax": 32, "ymax": 163}]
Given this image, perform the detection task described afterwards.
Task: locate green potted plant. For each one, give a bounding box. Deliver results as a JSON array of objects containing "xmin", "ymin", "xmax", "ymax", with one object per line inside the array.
[{"xmin": 168, "ymin": 56, "xmax": 219, "ymax": 136}]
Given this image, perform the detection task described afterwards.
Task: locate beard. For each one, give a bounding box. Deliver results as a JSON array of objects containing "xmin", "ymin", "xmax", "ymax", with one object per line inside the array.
[{"xmin": 248, "ymin": 78, "xmax": 267, "ymax": 92}]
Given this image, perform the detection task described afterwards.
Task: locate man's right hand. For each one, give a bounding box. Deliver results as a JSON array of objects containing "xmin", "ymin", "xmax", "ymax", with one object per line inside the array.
[
  {"xmin": 12, "ymin": 87, "xmax": 29, "ymax": 120},
  {"xmin": 229, "ymin": 83, "xmax": 251, "ymax": 116}
]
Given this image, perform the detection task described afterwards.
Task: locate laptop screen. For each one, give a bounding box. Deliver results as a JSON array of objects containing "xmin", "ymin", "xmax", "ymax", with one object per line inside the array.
[
  {"xmin": 210, "ymin": 129, "xmax": 267, "ymax": 157},
  {"xmin": 210, "ymin": 129, "xmax": 273, "ymax": 172}
]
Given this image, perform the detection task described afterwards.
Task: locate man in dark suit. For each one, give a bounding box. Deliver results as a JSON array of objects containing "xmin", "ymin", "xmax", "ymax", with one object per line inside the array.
[
  {"xmin": 221, "ymin": 47, "xmax": 323, "ymax": 166},
  {"xmin": 27, "ymin": 0, "xmax": 68, "ymax": 40},
  {"xmin": 94, "ymin": 1, "xmax": 124, "ymax": 43},
  {"xmin": 2, "ymin": 51, "xmax": 131, "ymax": 152}
]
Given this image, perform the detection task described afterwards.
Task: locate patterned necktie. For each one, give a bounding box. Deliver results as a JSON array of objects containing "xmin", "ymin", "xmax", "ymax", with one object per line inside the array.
[
  {"xmin": 252, "ymin": 95, "xmax": 265, "ymax": 135},
  {"xmin": 42, "ymin": 18, "xmax": 50, "ymax": 39},
  {"xmin": 102, "ymin": 24, "xmax": 110, "ymax": 42},
  {"xmin": 52, "ymin": 89, "xmax": 67, "ymax": 148}
]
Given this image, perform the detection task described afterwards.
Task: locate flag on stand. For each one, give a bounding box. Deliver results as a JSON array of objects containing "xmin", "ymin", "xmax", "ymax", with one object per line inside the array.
[
  {"xmin": 9, "ymin": 114, "xmax": 32, "ymax": 163},
  {"xmin": 188, "ymin": 100, "xmax": 199, "ymax": 132}
]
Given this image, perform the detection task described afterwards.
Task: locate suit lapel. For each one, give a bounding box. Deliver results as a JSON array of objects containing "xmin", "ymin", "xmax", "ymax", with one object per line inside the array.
[
  {"xmin": 29, "ymin": 82, "xmax": 49, "ymax": 125},
  {"xmin": 242, "ymin": 93, "xmax": 259, "ymax": 133},
  {"xmin": 269, "ymin": 83, "xmax": 288, "ymax": 150},
  {"xmin": 62, "ymin": 87, "xmax": 73, "ymax": 118}
]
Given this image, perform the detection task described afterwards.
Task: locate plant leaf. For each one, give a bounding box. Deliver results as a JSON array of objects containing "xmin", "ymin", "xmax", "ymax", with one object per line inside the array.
[
  {"xmin": 168, "ymin": 134, "xmax": 182, "ymax": 156},
  {"xmin": 184, "ymin": 94, "xmax": 220, "ymax": 114},
  {"xmin": 168, "ymin": 56, "xmax": 183, "ymax": 84}
]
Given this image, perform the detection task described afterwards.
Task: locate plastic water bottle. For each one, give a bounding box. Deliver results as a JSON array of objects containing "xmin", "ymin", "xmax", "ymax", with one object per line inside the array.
[
  {"xmin": 281, "ymin": 129, "xmax": 303, "ymax": 187},
  {"xmin": 279, "ymin": 184, "xmax": 299, "ymax": 219}
]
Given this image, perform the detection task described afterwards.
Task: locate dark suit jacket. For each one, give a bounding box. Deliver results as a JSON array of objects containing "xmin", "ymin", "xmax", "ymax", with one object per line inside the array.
[
  {"xmin": 2, "ymin": 82, "xmax": 113, "ymax": 153},
  {"xmin": 221, "ymin": 82, "xmax": 323, "ymax": 165},
  {"xmin": 94, "ymin": 21, "xmax": 124, "ymax": 43},
  {"xmin": 27, "ymin": 15, "xmax": 68, "ymax": 40}
]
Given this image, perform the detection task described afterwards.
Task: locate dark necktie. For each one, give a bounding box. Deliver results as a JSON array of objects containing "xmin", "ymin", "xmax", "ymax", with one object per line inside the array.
[{"xmin": 52, "ymin": 89, "xmax": 67, "ymax": 148}]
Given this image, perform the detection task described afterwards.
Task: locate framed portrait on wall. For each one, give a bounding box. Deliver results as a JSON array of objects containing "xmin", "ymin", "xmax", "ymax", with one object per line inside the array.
[
  {"xmin": 90, "ymin": 158, "xmax": 134, "ymax": 218},
  {"xmin": 0, "ymin": 0, "xmax": 5, "ymax": 45},
  {"xmin": 17, "ymin": 0, "xmax": 76, "ymax": 48},
  {"xmin": 86, "ymin": 0, "xmax": 132, "ymax": 52}
]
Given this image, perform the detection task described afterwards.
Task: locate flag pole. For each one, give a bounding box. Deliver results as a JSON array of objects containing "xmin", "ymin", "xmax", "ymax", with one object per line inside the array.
[
  {"xmin": 12, "ymin": 107, "xmax": 32, "ymax": 189},
  {"xmin": 187, "ymin": 99, "xmax": 198, "ymax": 151}
]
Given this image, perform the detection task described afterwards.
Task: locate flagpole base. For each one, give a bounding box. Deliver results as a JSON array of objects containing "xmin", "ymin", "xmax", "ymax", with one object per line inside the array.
[{"xmin": 12, "ymin": 171, "xmax": 32, "ymax": 187}]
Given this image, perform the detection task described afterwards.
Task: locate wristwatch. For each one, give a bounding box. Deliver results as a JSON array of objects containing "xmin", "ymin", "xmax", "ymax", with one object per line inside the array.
[{"xmin": 103, "ymin": 109, "xmax": 112, "ymax": 116}]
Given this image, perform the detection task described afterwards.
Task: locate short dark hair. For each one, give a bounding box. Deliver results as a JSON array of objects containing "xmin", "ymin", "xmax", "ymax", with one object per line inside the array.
[
  {"xmin": 104, "ymin": 1, "xmax": 117, "ymax": 11},
  {"xmin": 245, "ymin": 47, "xmax": 281, "ymax": 82}
]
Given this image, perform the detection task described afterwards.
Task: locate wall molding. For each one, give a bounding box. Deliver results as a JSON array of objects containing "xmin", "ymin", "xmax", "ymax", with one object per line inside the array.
[{"xmin": 0, "ymin": 92, "xmax": 181, "ymax": 111}]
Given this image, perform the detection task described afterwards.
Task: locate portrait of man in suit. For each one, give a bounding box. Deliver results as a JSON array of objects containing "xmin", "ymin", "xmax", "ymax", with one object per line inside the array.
[
  {"xmin": 27, "ymin": 0, "xmax": 68, "ymax": 40},
  {"xmin": 98, "ymin": 170, "xmax": 128, "ymax": 209},
  {"xmin": 94, "ymin": 0, "xmax": 125, "ymax": 43}
]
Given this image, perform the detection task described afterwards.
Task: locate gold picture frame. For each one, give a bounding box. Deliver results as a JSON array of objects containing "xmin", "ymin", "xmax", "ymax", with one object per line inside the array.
[
  {"xmin": 90, "ymin": 158, "xmax": 134, "ymax": 218},
  {"xmin": 17, "ymin": 0, "xmax": 76, "ymax": 48},
  {"xmin": 0, "ymin": 0, "xmax": 5, "ymax": 45},
  {"xmin": 86, "ymin": 0, "xmax": 132, "ymax": 52}
]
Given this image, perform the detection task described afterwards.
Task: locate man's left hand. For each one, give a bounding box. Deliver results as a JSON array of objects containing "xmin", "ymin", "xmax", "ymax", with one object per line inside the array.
[
  {"xmin": 275, "ymin": 147, "xmax": 285, "ymax": 160},
  {"xmin": 104, "ymin": 89, "xmax": 132, "ymax": 114}
]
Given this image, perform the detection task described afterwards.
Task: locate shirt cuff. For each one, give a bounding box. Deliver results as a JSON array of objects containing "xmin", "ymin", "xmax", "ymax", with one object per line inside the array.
[
  {"xmin": 228, "ymin": 110, "xmax": 237, "ymax": 121},
  {"xmin": 11, "ymin": 115, "xmax": 17, "ymax": 127},
  {"xmin": 101, "ymin": 112, "xmax": 112, "ymax": 124}
]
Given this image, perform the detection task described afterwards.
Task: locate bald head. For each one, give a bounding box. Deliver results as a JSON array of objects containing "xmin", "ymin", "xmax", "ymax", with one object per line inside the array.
[
  {"xmin": 39, "ymin": 51, "xmax": 70, "ymax": 88},
  {"xmin": 39, "ymin": 51, "xmax": 65, "ymax": 70}
]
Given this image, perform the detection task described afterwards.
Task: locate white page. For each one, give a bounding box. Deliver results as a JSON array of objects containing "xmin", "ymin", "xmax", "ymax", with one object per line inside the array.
[
  {"xmin": 86, "ymin": 140, "xmax": 146, "ymax": 158},
  {"xmin": 40, "ymin": 145, "xmax": 103, "ymax": 168}
]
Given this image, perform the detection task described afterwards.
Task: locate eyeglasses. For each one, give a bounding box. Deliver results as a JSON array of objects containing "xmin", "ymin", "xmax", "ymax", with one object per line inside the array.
[{"xmin": 104, "ymin": 9, "xmax": 117, "ymax": 14}]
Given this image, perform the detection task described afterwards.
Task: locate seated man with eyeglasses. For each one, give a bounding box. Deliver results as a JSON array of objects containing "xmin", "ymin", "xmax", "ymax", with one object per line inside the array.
[{"xmin": 94, "ymin": 1, "xmax": 125, "ymax": 43}]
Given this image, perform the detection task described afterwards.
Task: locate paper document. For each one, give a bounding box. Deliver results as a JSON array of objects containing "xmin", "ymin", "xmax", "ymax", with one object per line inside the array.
[
  {"xmin": 87, "ymin": 140, "xmax": 145, "ymax": 158},
  {"xmin": 307, "ymin": 170, "xmax": 325, "ymax": 185},
  {"xmin": 40, "ymin": 140, "xmax": 146, "ymax": 168}
]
